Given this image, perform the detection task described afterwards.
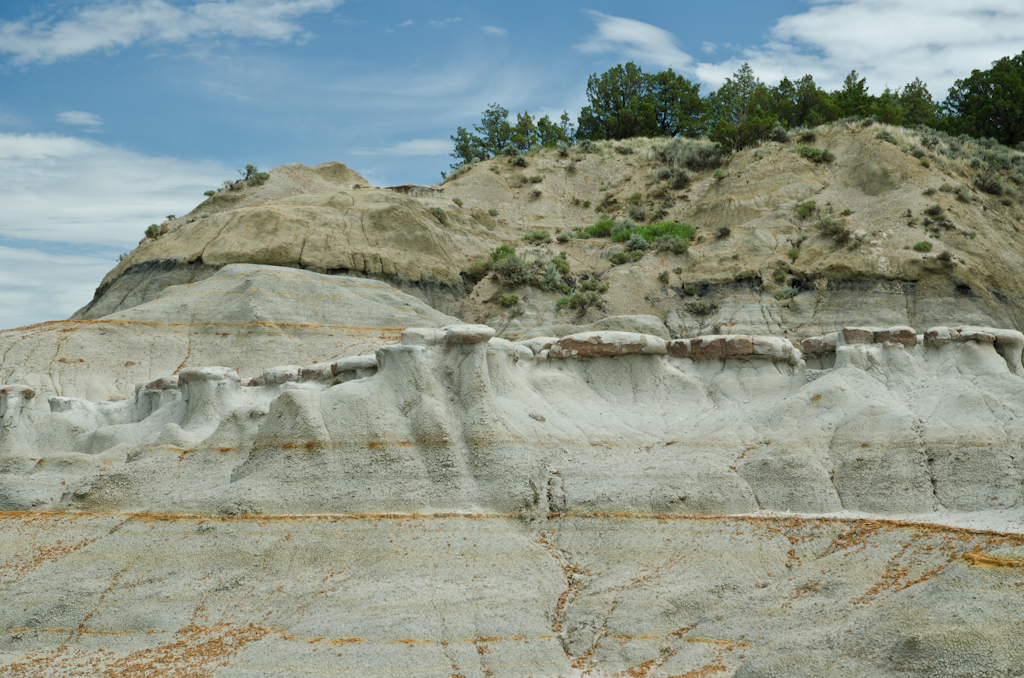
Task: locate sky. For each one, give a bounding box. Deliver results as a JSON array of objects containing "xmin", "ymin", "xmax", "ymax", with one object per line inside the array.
[{"xmin": 1, "ymin": 0, "xmax": 1023, "ymax": 329}]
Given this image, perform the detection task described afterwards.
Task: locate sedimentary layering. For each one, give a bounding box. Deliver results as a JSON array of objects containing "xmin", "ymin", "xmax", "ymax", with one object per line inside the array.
[{"xmin": 2, "ymin": 310, "xmax": 1024, "ymax": 674}]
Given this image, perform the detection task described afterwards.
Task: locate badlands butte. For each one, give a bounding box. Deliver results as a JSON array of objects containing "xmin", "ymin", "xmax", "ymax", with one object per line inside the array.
[{"xmin": 2, "ymin": 121, "xmax": 1024, "ymax": 676}]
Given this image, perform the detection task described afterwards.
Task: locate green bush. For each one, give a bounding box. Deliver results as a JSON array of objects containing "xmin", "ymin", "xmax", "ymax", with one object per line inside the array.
[
  {"xmin": 773, "ymin": 270, "xmax": 786, "ymax": 282},
  {"xmin": 145, "ymin": 224, "xmax": 160, "ymax": 238},
  {"xmin": 628, "ymin": 193, "xmax": 642, "ymax": 205},
  {"xmin": 788, "ymin": 246, "xmax": 800, "ymax": 261},
  {"xmin": 653, "ymin": 140, "xmax": 724, "ymax": 171},
  {"xmin": 924, "ymin": 204, "xmax": 945, "ymax": 218},
  {"xmin": 580, "ymin": 217, "xmax": 615, "ymax": 238},
  {"xmin": 796, "ymin": 200, "xmax": 816, "ymax": 219},
  {"xmin": 556, "ymin": 232, "xmax": 570, "ymax": 243},
  {"xmin": 876, "ymin": 130, "xmax": 897, "ymax": 144},
  {"xmin": 609, "ymin": 252, "xmax": 630, "ymax": 265},
  {"xmin": 550, "ymin": 257, "xmax": 570, "ymax": 275},
  {"xmin": 165, "ymin": 214, "xmax": 176, "ymax": 221},
  {"xmin": 489, "ymin": 244, "xmax": 517, "ymax": 263},
  {"xmin": 654, "ymin": 235, "xmax": 689, "ymax": 254},
  {"xmin": 714, "ymin": 169, "xmax": 726, "ymax": 180},
  {"xmin": 659, "ymin": 270, "xmax": 670, "ymax": 284},
  {"xmin": 429, "ymin": 207, "xmax": 449, "ymax": 225},
  {"xmin": 686, "ymin": 300, "xmax": 718, "ymax": 316},
  {"xmin": 796, "ymin": 146, "xmax": 835, "ymax": 163},
  {"xmin": 816, "ymin": 217, "xmax": 850, "ymax": 245},
  {"xmin": 510, "ymin": 156, "xmax": 527, "ymax": 167},
  {"xmin": 523, "ymin": 230, "xmax": 552, "ymax": 245},
  {"xmin": 955, "ymin": 185, "xmax": 973, "ymax": 202},
  {"xmin": 627, "ymin": 204, "xmax": 646, "ymax": 221},
  {"xmin": 582, "ymin": 200, "xmax": 591, "ymax": 208},
  {"xmin": 913, "ymin": 241, "xmax": 933, "ymax": 252},
  {"xmin": 492, "ymin": 255, "xmax": 532, "ymax": 287},
  {"xmin": 611, "ymin": 218, "xmax": 637, "ymax": 238},
  {"xmin": 203, "ymin": 190, "xmax": 215, "ymax": 197},
  {"xmin": 769, "ymin": 125, "xmax": 790, "ymax": 143},
  {"xmin": 540, "ymin": 261, "xmax": 562, "ymax": 291},
  {"xmin": 499, "ymin": 293, "xmax": 519, "ymax": 307},
  {"xmin": 975, "ymin": 174, "xmax": 1005, "ymax": 195},
  {"xmin": 774, "ymin": 287, "xmax": 799, "ymax": 300},
  {"xmin": 528, "ymin": 175, "xmax": 543, "ymax": 184},
  {"xmin": 452, "ymin": 197, "xmax": 463, "ymax": 207},
  {"xmin": 717, "ymin": 227, "xmax": 731, "ymax": 238},
  {"xmin": 626, "ymin": 233, "xmax": 649, "ymax": 251},
  {"xmin": 488, "ymin": 207, "xmax": 499, "ymax": 216}
]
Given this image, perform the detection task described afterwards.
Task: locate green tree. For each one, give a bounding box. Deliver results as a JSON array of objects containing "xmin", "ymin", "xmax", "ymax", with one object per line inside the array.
[
  {"xmin": 449, "ymin": 103, "xmax": 514, "ymax": 170},
  {"xmin": 834, "ymin": 70, "xmax": 873, "ymax": 118},
  {"xmin": 705, "ymin": 64, "xmax": 778, "ymax": 151},
  {"xmin": 942, "ymin": 51, "xmax": 1024, "ymax": 146},
  {"xmin": 577, "ymin": 62, "xmax": 659, "ymax": 140},
  {"xmin": 537, "ymin": 113, "xmax": 574, "ymax": 146},
  {"xmin": 510, "ymin": 111, "xmax": 538, "ymax": 153},
  {"xmin": 873, "ymin": 86, "xmax": 904, "ymax": 125},
  {"xmin": 647, "ymin": 68, "xmax": 705, "ymax": 137},
  {"xmin": 899, "ymin": 77, "xmax": 938, "ymax": 127},
  {"xmin": 772, "ymin": 74, "xmax": 838, "ymax": 128}
]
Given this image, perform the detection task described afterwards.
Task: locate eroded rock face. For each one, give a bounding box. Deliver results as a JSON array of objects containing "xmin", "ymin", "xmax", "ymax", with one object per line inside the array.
[{"xmin": 548, "ymin": 331, "xmax": 667, "ymax": 358}]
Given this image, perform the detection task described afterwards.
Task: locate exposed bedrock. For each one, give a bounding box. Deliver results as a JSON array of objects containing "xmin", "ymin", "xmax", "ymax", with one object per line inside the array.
[{"xmin": 3, "ymin": 324, "xmax": 1024, "ymax": 518}]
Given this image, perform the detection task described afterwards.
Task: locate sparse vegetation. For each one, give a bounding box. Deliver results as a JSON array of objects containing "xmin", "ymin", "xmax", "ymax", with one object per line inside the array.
[
  {"xmin": 203, "ymin": 190, "xmax": 215, "ymax": 197},
  {"xmin": 627, "ymin": 204, "xmax": 646, "ymax": 221},
  {"xmin": 816, "ymin": 217, "xmax": 850, "ymax": 245},
  {"xmin": 714, "ymin": 169, "xmax": 726, "ymax": 180},
  {"xmin": 975, "ymin": 174, "xmax": 1006, "ymax": 196},
  {"xmin": 145, "ymin": 224, "xmax": 160, "ymax": 238},
  {"xmin": 165, "ymin": 214, "xmax": 176, "ymax": 221},
  {"xmin": 774, "ymin": 287, "xmax": 799, "ymax": 300},
  {"xmin": 913, "ymin": 240, "xmax": 934, "ymax": 252},
  {"xmin": 626, "ymin": 233, "xmax": 649, "ymax": 251},
  {"xmin": 557, "ymin": 278, "xmax": 609, "ymax": 311},
  {"xmin": 659, "ymin": 270, "xmax": 670, "ymax": 284},
  {"xmin": 796, "ymin": 200, "xmax": 817, "ymax": 219},
  {"xmin": 773, "ymin": 270, "xmax": 786, "ymax": 282},
  {"xmin": 687, "ymin": 300, "xmax": 718, "ymax": 316},
  {"xmin": 488, "ymin": 208, "xmax": 499, "ymax": 216},
  {"xmin": 795, "ymin": 145, "xmax": 836, "ymax": 163},
  {"xmin": 499, "ymin": 293, "xmax": 519, "ymax": 307},
  {"xmin": 239, "ymin": 164, "xmax": 270, "ymax": 186},
  {"xmin": 452, "ymin": 197, "xmax": 463, "ymax": 207},
  {"xmin": 523, "ymin": 230, "xmax": 552, "ymax": 245},
  {"xmin": 528, "ymin": 175, "xmax": 543, "ymax": 183},
  {"xmin": 788, "ymin": 246, "xmax": 800, "ymax": 261},
  {"xmin": 429, "ymin": 207, "xmax": 449, "ymax": 225}
]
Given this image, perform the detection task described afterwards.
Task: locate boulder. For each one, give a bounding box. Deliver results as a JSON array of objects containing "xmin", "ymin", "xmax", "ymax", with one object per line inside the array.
[
  {"xmin": 875, "ymin": 326, "xmax": 917, "ymax": 347},
  {"xmin": 445, "ymin": 324, "xmax": 496, "ymax": 345},
  {"xmin": 548, "ymin": 331, "xmax": 667, "ymax": 359},
  {"xmin": 839, "ymin": 327, "xmax": 877, "ymax": 345},
  {"xmin": 401, "ymin": 328, "xmax": 446, "ymax": 346},
  {"xmin": 800, "ymin": 332, "xmax": 838, "ymax": 356},
  {"xmin": 924, "ymin": 326, "xmax": 959, "ymax": 347}
]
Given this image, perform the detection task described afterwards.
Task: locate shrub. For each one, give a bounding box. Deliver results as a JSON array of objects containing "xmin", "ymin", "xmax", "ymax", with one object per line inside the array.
[
  {"xmin": 580, "ymin": 217, "xmax": 615, "ymax": 238},
  {"xmin": 937, "ymin": 250, "xmax": 954, "ymax": 264},
  {"xmin": 610, "ymin": 218, "xmax": 637, "ymax": 238},
  {"xmin": 556, "ymin": 141, "xmax": 570, "ymax": 157},
  {"xmin": 773, "ymin": 270, "xmax": 786, "ymax": 282},
  {"xmin": 528, "ymin": 175, "xmax": 543, "ymax": 184},
  {"xmin": 628, "ymin": 193, "xmax": 642, "ymax": 205},
  {"xmin": 492, "ymin": 255, "xmax": 532, "ymax": 286},
  {"xmin": 576, "ymin": 140, "xmax": 598, "ymax": 153},
  {"xmin": 429, "ymin": 207, "xmax": 449, "ymax": 225},
  {"xmin": 503, "ymin": 145, "xmax": 520, "ymax": 157},
  {"xmin": 717, "ymin": 226, "xmax": 731, "ymax": 238},
  {"xmin": 769, "ymin": 125, "xmax": 791, "ymax": 144},
  {"xmin": 774, "ymin": 287, "xmax": 799, "ymax": 300},
  {"xmin": 609, "ymin": 252, "xmax": 630, "ymax": 265},
  {"xmin": 924, "ymin": 204, "xmax": 945, "ymax": 218},
  {"xmin": 452, "ymin": 197, "xmax": 463, "ymax": 207},
  {"xmin": 165, "ymin": 214, "xmax": 176, "ymax": 221},
  {"xmin": 556, "ymin": 232, "xmax": 570, "ymax": 243},
  {"xmin": 510, "ymin": 156, "xmax": 527, "ymax": 167},
  {"xmin": 921, "ymin": 158, "xmax": 931, "ymax": 168},
  {"xmin": 788, "ymin": 246, "xmax": 800, "ymax": 261},
  {"xmin": 489, "ymin": 244, "xmax": 517, "ymax": 263},
  {"xmin": 654, "ymin": 139, "xmax": 724, "ymax": 171},
  {"xmin": 714, "ymin": 169, "xmax": 726, "ymax": 180},
  {"xmin": 796, "ymin": 145, "xmax": 835, "ymax": 163},
  {"xmin": 669, "ymin": 168, "xmax": 691, "ymax": 190},
  {"xmin": 488, "ymin": 208, "xmax": 499, "ymax": 216},
  {"xmin": 791, "ymin": 126, "xmax": 815, "ymax": 142},
  {"xmin": 582, "ymin": 200, "xmax": 591, "ymax": 208},
  {"xmin": 796, "ymin": 200, "xmax": 816, "ymax": 219},
  {"xmin": 627, "ymin": 204, "xmax": 646, "ymax": 222},
  {"xmin": 685, "ymin": 283, "xmax": 696, "ymax": 295},
  {"xmin": 499, "ymin": 293, "xmax": 519, "ymax": 307},
  {"xmin": 876, "ymin": 130, "xmax": 897, "ymax": 144},
  {"xmin": 659, "ymin": 271, "xmax": 670, "ymax": 284},
  {"xmin": 910, "ymin": 147, "xmax": 926, "ymax": 159},
  {"xmin": 540, "ymin": 262, "xmax": 562, "ymax": 291},
  {"xmin": 654, "ymin": 235, "xmax": 689, "ymax": 254},
  {"xmin": 530, "ymin": 189, "xmax": 542, "ymax": 200},
  {"xmin": 615, "ymin": 145, "xmax": 634, "ymax": 154},
  {"xmin": 816, "ymin": 217, "xmax": 850, "ymax": 245},
  {"xmin": 686, "ymin": 300, "xmax": 718, "ymax": 316},
  {"xmin": 203, "ymin": 190, "xmax": 215, "ymax": 197},
  {"xmin": 1002, "ymin": 196, "xmax": 1015, "ymax": 206},
  {"xmin": 145, "ymin": 224, "xmax": 160, "ymax": 238},
  {"xmin": 913, "ymin": 241, "xmax": 933, "ymax": 252},
  {"xmin": 923, "ymin": 188, "xmax": 937, "ymax": 196},
  {"xmin": 939, "ymin": 182, "xmax": 955, "ymax": 192},
  {"xmin": 523, "ymin": 230, "xmax": 552, "ymax": 245},
  {"xmin": 955, "ymin": 185, "xmax": 972, "ymax": 202},
  {"xmin": 975, "ymin": 174, "xmax": 1005, "ymax": 196},
  {"xmin": 626, "ymin": 233, "xmax": 649, "ymax": 251},
  {"xmin": 550, "ymin": 256, "xmax": 570, "ymax": 275}
]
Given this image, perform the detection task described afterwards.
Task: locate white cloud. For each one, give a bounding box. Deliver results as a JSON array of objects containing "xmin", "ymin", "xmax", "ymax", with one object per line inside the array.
[
  {"xmin": 701, "ymin": 41, "xmax": 716, "ymax": 54},
  {"xmin": 481, "ymin": 26, "xmax": 507, "ymax": 37},
  {"xmin": 575, "ymin": 11, "xmax": 693, "ymax": 71},
  {"xmin": 580, "ymin": 5, "xmax": 1024, "ymax": 95},
  {"xmin": 0, "ymin": 245, "xmax": 117, "ymax": 330},
  {"xmin": 0, "ymin": 132, "xmax": 229, "ymax": 247},
  {"xmin": 0, "ymin": 0, "xmax": 342, "ymax": 65},
  {"xmin": 400, "ymin": 20, "xmax": 413, "ymax": 27},
  {"xmin": 351, "ymin": 139, "xmax": 451, "ymax": 156},
  {"xmin": 56, "ymin": 111, "xmax": 103, "ymax": 126},
  {"xmin": 428, "ymin": 18, "xmax": 462, "ymax": 29}
]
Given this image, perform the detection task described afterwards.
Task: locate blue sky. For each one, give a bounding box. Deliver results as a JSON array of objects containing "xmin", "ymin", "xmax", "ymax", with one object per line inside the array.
[{"xmin": 2, "ymin": 0, "xmax": 1023, "ymax": 329}]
